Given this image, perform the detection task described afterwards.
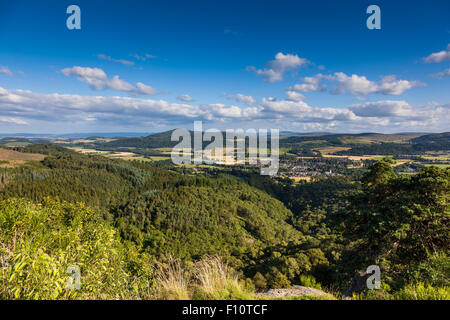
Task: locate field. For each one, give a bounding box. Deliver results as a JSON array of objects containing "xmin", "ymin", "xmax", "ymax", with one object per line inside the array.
[
  {"xmin": 0, "ymin": 147, "xmax": 45, "ymax": 167},
  {"xmin": 68, "ymin": 147, "xmax": 170, "ymax": 162}
]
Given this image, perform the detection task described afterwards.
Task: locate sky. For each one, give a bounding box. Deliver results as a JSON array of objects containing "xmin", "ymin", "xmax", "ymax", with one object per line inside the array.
[{"xmin": 0, "ymin": 0, "xmax": 449, "ymax": 134}]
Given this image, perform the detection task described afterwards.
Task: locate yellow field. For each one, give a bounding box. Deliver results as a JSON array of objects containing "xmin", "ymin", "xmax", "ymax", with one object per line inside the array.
[
  {"xmin": 68, "ymin": 147, "xmax": 111, "ymax": 154},
  {"xmin": 318, "ymin": 146, "xmax": 351, "ymax": 155},
  {"xmin": 290, "ymin": 176, "xmax": 312, "ymax": 182},
  {"xmin": 322, "ymin": 154, "xmax": 386, "ymax": 161}
]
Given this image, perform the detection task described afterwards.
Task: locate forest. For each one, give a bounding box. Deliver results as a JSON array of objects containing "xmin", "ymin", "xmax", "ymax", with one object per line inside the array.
[{"xmin": 0, "ymin": 143, "xmax": 448, "ymax": 300}]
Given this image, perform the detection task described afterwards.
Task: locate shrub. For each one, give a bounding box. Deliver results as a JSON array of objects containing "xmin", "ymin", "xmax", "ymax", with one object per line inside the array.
[{"xmin": 0, "ymin": 198, "xmax": 152, "ymax": 299}]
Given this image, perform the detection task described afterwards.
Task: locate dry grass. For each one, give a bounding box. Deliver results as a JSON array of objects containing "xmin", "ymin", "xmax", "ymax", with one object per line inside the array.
[
  {"xmin": 153, "ymin": 256, "xmax": 252, "ymax": 300},
  {"xmin": 193, "ymin": 256, "xmax": 246, "ymax": 299},
  {"xmin": 0, "ymin": 148, "xmax": 45, "ymax": 167},
  {"xmin": 154, "ymin": 256, "xmax": 190, "ymax": 300},
  {"xmin": 0, "ymin": 148, "xmax": 45, "ymax": 161}
]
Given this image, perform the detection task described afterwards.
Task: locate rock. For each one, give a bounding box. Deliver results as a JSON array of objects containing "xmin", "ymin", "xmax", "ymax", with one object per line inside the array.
[{"xmin": 256, "ymin": 285, "xmax": 328, "ymax": 298}]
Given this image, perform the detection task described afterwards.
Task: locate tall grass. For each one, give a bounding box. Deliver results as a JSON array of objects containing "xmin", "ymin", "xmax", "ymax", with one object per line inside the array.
[
  {"xmin": 193, "ymin": 256, "xmax": 252, "ymax": 300},
  {"xmin": 154, "ymin": 256, "xmax": 190, "ymax": 300},
  {"xmin": 153, "ymin": 255, "xmax": 253, "ymax": 300}
]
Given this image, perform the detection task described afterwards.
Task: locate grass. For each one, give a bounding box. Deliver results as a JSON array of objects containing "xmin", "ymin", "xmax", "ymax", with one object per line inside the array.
[
  {"xmin": 0, "ymin": 148, "xmax": 45, "ymax": 161},
  {"xmin": 154, "ymin": 256, "xmax": 254, "ymax": 300},
  {"xmin": 0, "ymin": 147, "xmax": 46, "ymax": 167},
  {"xmin": 154, "ymin": 257, "xmax": 190, "ymax": 300},
  {"xmin": 152, "ymin": 256, "xmax": 337, "ymax": 300},
  {"xmin": 353, "ymin": 283, "xmax": 450, "ymax": 300}
]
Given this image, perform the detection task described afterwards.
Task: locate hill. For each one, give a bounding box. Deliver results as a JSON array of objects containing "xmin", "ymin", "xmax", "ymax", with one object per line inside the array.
[
  {"xmin": 0, "ymin": 147, "xmax": 45, "ymax": 167},
  {"xmin": 411, "ymin": 132, "xmax": 450, "ymax": 143}
]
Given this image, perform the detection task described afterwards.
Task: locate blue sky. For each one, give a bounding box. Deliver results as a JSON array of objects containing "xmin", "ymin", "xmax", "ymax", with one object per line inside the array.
[{"xmin": 0, "ymin": 0, "xmax": 449, "ymax": 133}]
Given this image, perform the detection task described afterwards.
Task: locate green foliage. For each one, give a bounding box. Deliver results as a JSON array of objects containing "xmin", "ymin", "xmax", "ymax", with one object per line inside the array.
[
  {"xmin": 391, "ymin": 282, "xmax": 450, "ymax": 300},
  {"xmin": 1, "ymin": 144, "xmax": 448, "ymax": 300},
  {"xmin": 332, "ymin": 160, "xmax": 449, "ymax": 290},
  {"xmin": 299, "ymin": 275, "xmax": 322, "ymax": 290},
  {"xmin": 0, "ymin": 198, "xmax": 153, "ymax": 299},
  {"xmin": 252, "ymin": 272, "xmax": 267, "ymax": 292}
]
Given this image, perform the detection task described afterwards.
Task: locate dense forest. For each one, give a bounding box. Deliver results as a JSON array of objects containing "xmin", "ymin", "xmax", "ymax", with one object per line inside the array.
[{"xmin": 0, "ymin": 144, "xmax": 448, "ymax": 299}]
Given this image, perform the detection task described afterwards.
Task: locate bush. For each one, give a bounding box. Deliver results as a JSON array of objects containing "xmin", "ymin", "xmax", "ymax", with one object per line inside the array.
[
  {"xmin": 0, "ymin": 198, "xmax": 153, "ymax": 299},
  {"xmin": 392, "ymin": 282, "xmax": 450, "ymax": 300},
  {"xmin": 299, "ymin": 275, "xmax": 322, "ymax": 290}
]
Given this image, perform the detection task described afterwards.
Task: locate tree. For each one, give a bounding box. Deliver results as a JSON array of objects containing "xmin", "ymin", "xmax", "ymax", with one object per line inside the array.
[{"xmin": 332, "ymin": 161, "xmax": 449, "ymax": 287}]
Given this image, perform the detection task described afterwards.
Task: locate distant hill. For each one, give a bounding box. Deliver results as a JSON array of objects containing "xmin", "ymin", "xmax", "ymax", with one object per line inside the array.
[
  {"xmin": 412, "ymin": 132, "xmax": 450, "ymax": 143},
  {"xmin": 99, "ymin": 130, "xmax": 178, "ymax": 148},
  {"xmin": 0, "ymin": 132, "xmax": 153, "ymax": 139}
]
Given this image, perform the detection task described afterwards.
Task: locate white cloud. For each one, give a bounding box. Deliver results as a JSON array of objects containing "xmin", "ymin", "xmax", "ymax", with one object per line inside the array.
[
  {"xmin": 261, "ymin": 98, "xmax": 358, "ymax": 122},
  {"xmin": 247, "ymin": 52, "xmax": 309, "ymax": 82},
  {"xmin": 61, "ymin": 66, "xmax": 157, "ymax": 95},
  {"xmin": 61, "ymin": 66, "xmax": 108, "ymax": 90},
  {"xmin": 0, "ymin": 67, "xmax": 13, "ymax": 76},
  {"xmin": 96, "ymin": 54, "xmax": 135, "ymax": 66},
  {"xmin": 423, "ymin": 44, "xmax": 450, "ymax": 63},
  {"xmin": 330, "ymin": 72, "xmax": 422, "ymax": 96},
  {"xmin": 136, "ymin": 82, "xmax": 157, "ymax": 95},
  {"xmin": 377, "ymin": 75, "xmax": 423, "ymax": 95},
  {"xmin": 285, "ymin": 91, "xmax": 306, "ymax": 101},
  {"xmin": 107, "ymin": 75, "xmax": 135, "ymax": 92},
  {"xmin": 349, "ymin": 100, "xmax": 416, "ymax": 117},
  {"xmin": 177, "ymin": 94, "xmax": 194, "ymax": 102},
  {"xmin": 348, "ymin": 100, "xmax": 448, "ymax": 128},
  {"xmin": 0, "ymin": 85, "xmax": 448, "ymax": 133},
  {"xmin": 291, "ymin": 75, "xmax": 326, "ymax": 92},
  {"xmin": 0, "ymin": 86, "xmax": 260, "ymax": 126},
  {"xmin": 226, "ymin": 93, "xmax": 256, "ymax": 106}
]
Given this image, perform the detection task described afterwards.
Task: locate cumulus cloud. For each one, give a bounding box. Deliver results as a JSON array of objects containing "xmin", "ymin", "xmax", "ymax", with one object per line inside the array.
[
  {"xmin": 288, "ymin": 73, "xmax": 421, "ymax": 96},
  {"xmin": 96, "ymin": 54, "xmax": 135, "ymax": 66},
  {"xmin": 61, "ymin": 66, "xmax": 157, "ymax": 95},
  {"xmin": 423, "ymin": 44, "xmax": 450, "ymax": 63},
  {"xmin": 0, "ymin": 86, "xmax": 261, "ymax": 126},
  {"xmin": 348, "ymin": 100, "xmax": 448, "ymax": 128},
  {"xmin": 261, "ymin": 98, "xmax": 358, "ymax": 122},
  {"xmin": 0, "ymin": 67, "xmax": 13, "ymax": 76},
  {"xmin": 285, "ymin": 91, "xmax": 306, "ymax": 101},
  {"xmin": 247, "ymin": 52, "xmax": 309, "ymax": 82},
  {"xmin": 0, "ymin": 85, "xmax": 448, "ymax": 133},
  {"xmin": 61, "ymin": 66, "xmax": 108, "ymax": 90},
  {"xmin": 136, "ymin": 82, "xmax": 157, "ymax": 95},
  {"xmin": 226, "ymin": 93, "xmax": 256, "ymax": 106},
  {"xmin": 291, "ymin": 75, "xmax": 326, "ymax": 92},
  {"xmin": 330, "ymin": 72, "xmax": 422, "ymax": 96},
  {"xmin": 349, "ymin": 100, "xmax": 417, "ymax": 117},
  {"xmin": 177, "ymin": 94, "xmax": 194, "ymax": 102}
]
